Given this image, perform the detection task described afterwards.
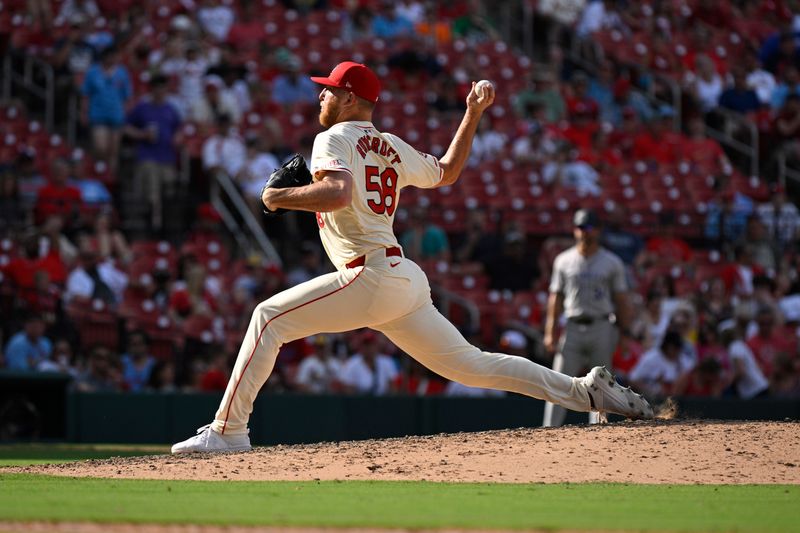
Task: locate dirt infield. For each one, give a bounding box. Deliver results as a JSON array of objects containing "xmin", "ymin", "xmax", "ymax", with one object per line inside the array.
[{"xmin": 13, "ymin": 420, "xmax": 800, "ymax": 484}]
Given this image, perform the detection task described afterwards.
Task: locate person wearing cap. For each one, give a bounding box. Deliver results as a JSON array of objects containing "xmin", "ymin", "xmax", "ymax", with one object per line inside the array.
[
  {"xmin": 172, "ymin": 61, "xmax": 652, "ymax": 454},
  {"xmin": 543, "ymin": 208, "xmax": 632, "ymax": 426}
]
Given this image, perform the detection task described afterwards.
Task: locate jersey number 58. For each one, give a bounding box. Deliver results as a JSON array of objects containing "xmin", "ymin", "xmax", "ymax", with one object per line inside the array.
[{"xmin": 365, "ymin": 165, "xmax": 398, "ymax": 216}]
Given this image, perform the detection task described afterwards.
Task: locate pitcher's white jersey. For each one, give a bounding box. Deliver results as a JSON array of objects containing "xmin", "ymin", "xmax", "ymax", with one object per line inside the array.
[{"xmin": 309, "ymin": 120, "xmax": 443, "ymax": 269}]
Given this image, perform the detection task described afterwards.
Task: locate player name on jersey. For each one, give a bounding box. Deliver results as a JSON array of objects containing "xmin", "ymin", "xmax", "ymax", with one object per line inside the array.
[{"xmin": 356, "ymin": 134, "xmax": 402, "ymax": 164}]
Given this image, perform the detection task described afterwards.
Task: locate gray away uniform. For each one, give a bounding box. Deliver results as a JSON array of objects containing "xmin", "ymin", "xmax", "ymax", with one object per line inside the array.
[{"xmin": 545, "ymin": 246, "xmax": 628, "ymax": 426}]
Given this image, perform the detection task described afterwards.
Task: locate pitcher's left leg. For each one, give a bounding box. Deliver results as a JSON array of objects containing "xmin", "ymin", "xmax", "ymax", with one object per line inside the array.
[{"xmin": 379, "ymin": 303, "xmax": 592, "ymax": 411}]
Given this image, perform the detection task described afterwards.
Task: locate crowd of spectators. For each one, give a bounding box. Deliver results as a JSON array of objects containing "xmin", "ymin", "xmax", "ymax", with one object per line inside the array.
[{"xmin": 0, "ymin": 0, "xmax": 798, "ymax": 400}]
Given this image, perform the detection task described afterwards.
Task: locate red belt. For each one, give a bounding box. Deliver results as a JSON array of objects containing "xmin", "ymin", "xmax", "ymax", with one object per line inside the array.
[{"xmin": 346, "ymin": 246, "xmax": 402, "ymax": 268}]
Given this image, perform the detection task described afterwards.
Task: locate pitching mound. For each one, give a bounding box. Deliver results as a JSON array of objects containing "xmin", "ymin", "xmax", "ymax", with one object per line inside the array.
[{"xmin": 14, "ymin": 420, "xmax": 800, "ymax": 484}]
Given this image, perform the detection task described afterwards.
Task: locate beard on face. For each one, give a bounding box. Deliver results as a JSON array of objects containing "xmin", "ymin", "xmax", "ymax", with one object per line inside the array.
[{"xmin": 318, "ymin": 95, "xmax": 340, "ymax": 128}]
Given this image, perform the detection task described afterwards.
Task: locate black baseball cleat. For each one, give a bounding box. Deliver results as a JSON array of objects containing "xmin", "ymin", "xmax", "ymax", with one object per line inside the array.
[{"xmin": 582, "ymin": 366, "xmax": 654, "ymax": 420}]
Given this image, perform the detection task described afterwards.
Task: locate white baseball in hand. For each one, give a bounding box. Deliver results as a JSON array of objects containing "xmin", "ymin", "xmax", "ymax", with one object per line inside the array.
[{"xmin": 475, "ymin": 79, "xmax": 493, "ymax": 97}]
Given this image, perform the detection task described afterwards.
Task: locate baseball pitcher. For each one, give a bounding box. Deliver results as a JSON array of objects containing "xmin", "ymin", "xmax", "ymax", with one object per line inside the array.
[{"xmin": 172, "ymin": 62, "xmax": 652, "ymax": 453}]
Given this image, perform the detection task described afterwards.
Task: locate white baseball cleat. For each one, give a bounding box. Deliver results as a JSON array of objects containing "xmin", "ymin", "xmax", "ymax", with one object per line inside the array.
[
  {"xmin": 171, "ymin": 424, "xmax": 252, "ymax": 454},
  {"xmin": 582, "ymin": 366, "xmax": 654, "ymax": 420}
]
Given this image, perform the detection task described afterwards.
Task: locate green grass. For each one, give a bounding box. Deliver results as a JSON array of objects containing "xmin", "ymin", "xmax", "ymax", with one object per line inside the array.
[
  {"xmin": 0, "ymin": 474, "xmax": 797, "ymax": 532},
  {"xmin": 0, "ymin": 444, "xmax": 168, "ymax": 466}
]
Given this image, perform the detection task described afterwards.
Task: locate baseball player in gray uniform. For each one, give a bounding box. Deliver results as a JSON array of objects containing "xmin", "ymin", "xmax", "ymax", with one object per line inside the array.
[
  {"xmin": 543, "ymin": 209, "xmax": 632, "ymax": 427},
  {"xmin": 171, "ymin": 63, "xmax": 652, "ymax": 454}
]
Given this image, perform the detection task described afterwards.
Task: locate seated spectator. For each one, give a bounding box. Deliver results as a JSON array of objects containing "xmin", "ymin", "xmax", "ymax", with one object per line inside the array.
[
  {"xmin": 701, "ymin": 278, "xmax": 735, "ymax": 325},
  {"xmin": 669, "ymin": 303, "xmax": 699, "ymax": 363},
  {"xmin": 65, "ymin": 236, "xmax": 128, "ymax": 306},
  {"xmin": 41, "ymin": 214, "xmax": 78, "ymax": 269},
  {"xmin": 608, "ymin": 106, "xmax": 641, "ymax": 156},
  {"xmin": 772, "ymin": 94, "xmax": 800, "ymax": 163},
  {"xmin": 342, "ymin": 7, "xmax": 375, "ymax": 44},
  {"xmin": 35, "ymin": 158, "xmax": 83, "ymax": 229},
  {"xmin": 685, "ymin": 54, "xmax": 724, "ymax": 114},
  {"xmin": 201, "ymin": 115, "xmax": 247, "ymax": 178},
  {"xmin": 3, "ymin": 314, "xmax": 52, "ymax": 371},
  {"xmin": 631, "ymin": 106, "xmax": 683, "ymax": 164},
  {"xmin": 745, "ymin": 52, "xmax": 777, "ymax": 106},
  {"xmin": 169, "ymin": 263, "xmax": 218, "ymax": 321},
  {"xmin": 72, "ymin": 345, "xmax": 121, "ymax": 392},
  {"xmin": 720, "ymin": 244, "xmax": 764, "ymax": 298},
  {"xmin": 576, "ymin": 0, "xmax": 627, "ymax": 37},
  {"xmin": 565, "ymin": 71, "xmax": 599, "ymax": 121},
  {"xmin": 295, "ymin": 335, "xmax": 342, "ymax": 394},
  {"xmin": 468, "ymin": 117, "xmax": 506, "ymax": 166},
  {"xmin": 641, "ymin": 290, "xmax": 670, "ymax": 350},
  {"xmin": 400, "ymin": 206, "xmax": 450, "ymax": 262},
  {"xmin": 757, "ymin": 184, "xmax": 800, "ymax": 248},
  {"xmin": 485, "ymin": 230, "xmax": 539, "ymax": 292},
  {"xmin": 237, "ymin": 131, "xmax": 282, "ymax": 215},
  {"xmin": 674, "ymin": 357, "xmax": 727, "ymax": 397},
  {"xmin": 147, "ymin": 360, "xmax": 178, "ymax": 392},
  {"xmin": 198, "ymin": 352, "xmax": 230, "ymax": 392},
  {"xmin": 704, "ymin": 190, "xmax": 751, "ymax": 247},
  {"xmin": 227, "ymin": 0, "xmax": 264, "ymax": 53},
  {"xmin": 68, "ymin": 157, "xmax": 112, "ymax": 206},
  {"xmin": 718, "ymin": 68, "xmax": 762, "ymax": 115},
  {"xmin": 578, "ymin": 129, "xmax": 622, "ymax": 173},
  {"xmin": 681, "ymin": 116, "xmax": 732, "ymax": 173},
  {"xmin": 587, "ymin": 62, "xmax": 616, "ymax": 122},
  {"xmin": 742, "ymin": 217, "xmax": 777, "ymax": 272},
  {"xmin": 176, "ymin": 44, "xmax": 211, "ymax": 114},
  {"xmin": 120, "ymin": 330, "xmax": 156, "ymax": 392},
  {"xmin": 512, "ymin": 70, "xmax": 565, "ymax": 123},
  {"xmin": 629, "ymin": 330, "xmax": 694, "ymax": 399},
  {"xmin": 338, "ymin": 331, "xmax": 399, "ymax": 395},
  {"xmin": 642, "ymin": 212, "xmax": 692, "ymax": 268},
  {"xmin": 607, "ymin": 79, "xmax": 653, "ymax": 126},
  {"xmin": 747, "ymin": 305, "xmax": 797, "ymax": 382},
  {"xmin": 124, "ymin": 74, "xmax": 182, "ymax": 232},
  {"xmin": 271, "ymin": 58, "xmax": 319, "ymax": 107},
  {"xmin": 197, "ymin": 0, "xmax": 235, "ymax": 42},
  {"xmin": 770, "ymin": 353, "xmax": 800, "ymax": 397},
  {"xmin": 37, "ymin": 338, "xmax": 79, "ymax": 376},
  {"xmin": 770, "ymin": 65, "xmax": 800, "ymax": 109},
  {"xmin": 542, "ymin": 142, "xmax": 602, "ymax": 196},
  {"xmin": 511, "ymin": 120, "xmax": 558, "ymax": 166},
  {"xmin": 719, "ymin": 321, "xmax": 769, "ymax": 399},
  {"xmin": 371, "ymin": 2, "xmax": 414, "ymax": 39},
  {"xmin": 57, "ymin": 0, "xmax": 100, "ymax": 22},
  {"xmin": 81, "ymin": 46, "xmax": 131, "ymax": 172},
  {"xmin": 91, "ymin": 209, "xmax": 132, "ymax": 265},
  {"xmin": 190, "ymin": 76, "xmax": 242, "ymax": 125}
]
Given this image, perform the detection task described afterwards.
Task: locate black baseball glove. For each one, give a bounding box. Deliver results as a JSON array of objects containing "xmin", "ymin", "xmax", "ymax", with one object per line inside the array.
[{"xmin": 261, "ymin": 153, "xmax": 313, "ymax": 215}]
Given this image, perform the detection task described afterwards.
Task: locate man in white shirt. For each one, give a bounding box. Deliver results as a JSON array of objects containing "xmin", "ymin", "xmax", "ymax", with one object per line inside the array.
[
  {"xmin": 197, "ymin": 0, "xmax": 235, "ymax": 42},
  {"xmin": 295, "ymin": 335, "xmax": 341, "ymax": 394},
  {"xmin": 629, "ymin": 330, "xmax": 694, "ymax": 399},
  {"xmin": 202, "ymin": 115, "xmax": 246, "ymax": 178},
  {"xmin": 338, "ymin": 331, "xmax": 398, "ymax": 395}
]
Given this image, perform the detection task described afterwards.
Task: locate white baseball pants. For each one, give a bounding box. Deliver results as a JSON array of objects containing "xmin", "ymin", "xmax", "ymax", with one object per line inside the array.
[{"xmin": 212, "ymin": 249, "xmax": 592, "ymax": 435}]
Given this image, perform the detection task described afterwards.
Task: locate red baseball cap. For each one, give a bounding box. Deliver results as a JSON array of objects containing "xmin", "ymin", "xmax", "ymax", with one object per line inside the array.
[{"xmin": 310, "ymin": 61, "xmax": 381, "ymax": 103}]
